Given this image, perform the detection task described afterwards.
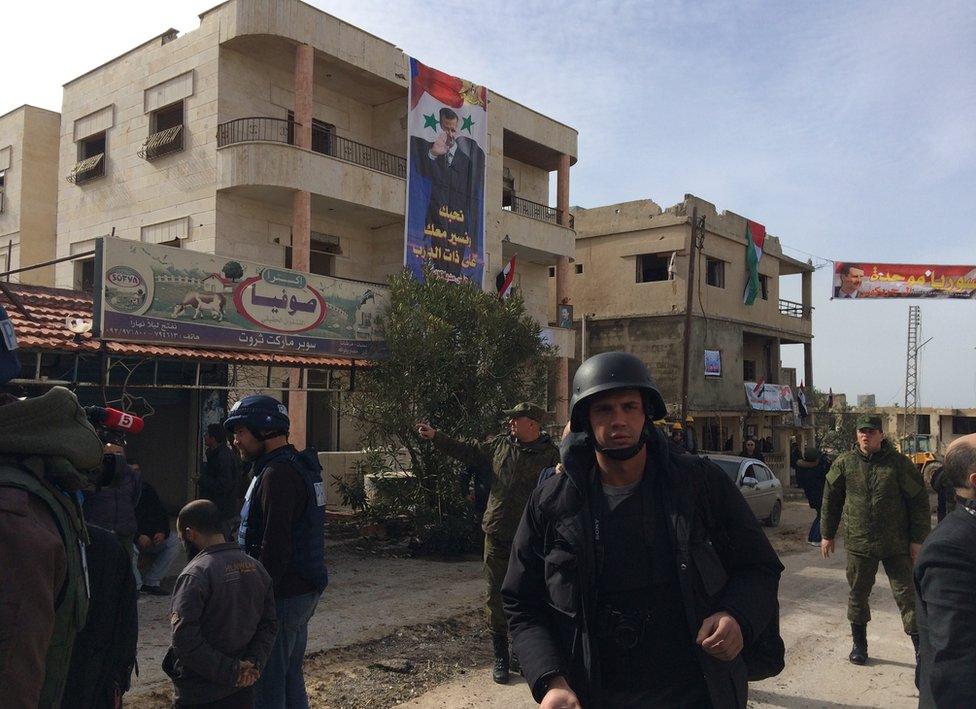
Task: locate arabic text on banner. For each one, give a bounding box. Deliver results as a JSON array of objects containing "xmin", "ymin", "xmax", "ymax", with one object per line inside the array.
[
  {"xmin": 831, "ymin": 261, "xmax": 976, "ymax": 300},
  {"xmin": 404, "ymin": 58, "xmax": 487, "ymax": 287},
  {"xmin": 95, "ymin": 237, "xmax": 388, "ymax": 358}
]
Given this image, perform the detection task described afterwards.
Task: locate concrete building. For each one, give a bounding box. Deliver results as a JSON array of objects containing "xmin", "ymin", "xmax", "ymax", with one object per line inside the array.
[
  {"xmin": 857, "ymin": 405, "xmax": 976, "ymax": 455},
  {"xmin": 54, "ymin": 0, "xmax": 578, "ymax": 439},
  {"xmin": 0, "ymin": 105, "xmax": 60, "ymax": 286},
  {"xmin": 569, "ymin": 195, "xmax": 815, "ymax": 479}
]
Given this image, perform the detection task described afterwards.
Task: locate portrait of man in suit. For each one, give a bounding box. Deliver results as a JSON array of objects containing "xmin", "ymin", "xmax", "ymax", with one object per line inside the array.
[
  {"xmin": 833, "ymin": 263, "xmax": 865, "ymax": 298},
  {"xmin": 410, "ymin": 107, "xmax": 486, "ymax": 278}
]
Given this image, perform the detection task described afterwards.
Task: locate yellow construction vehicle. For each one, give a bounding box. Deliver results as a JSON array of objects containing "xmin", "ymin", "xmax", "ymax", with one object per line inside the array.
[{"xmin": 898, "ymin": 434, "xmax": 941, "ymax": 481}]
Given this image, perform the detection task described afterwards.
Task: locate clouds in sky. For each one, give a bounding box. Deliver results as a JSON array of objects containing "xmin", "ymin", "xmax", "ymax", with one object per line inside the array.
[{"xmin": 5, "ymin": 0, "xmax": 975, "ymax": 405}]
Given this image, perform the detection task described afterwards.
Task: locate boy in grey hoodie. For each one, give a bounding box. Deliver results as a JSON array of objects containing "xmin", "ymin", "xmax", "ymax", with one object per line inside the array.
[{"xmin": 164, "ymin": 500, "xmax": 277, "ymax": 708}]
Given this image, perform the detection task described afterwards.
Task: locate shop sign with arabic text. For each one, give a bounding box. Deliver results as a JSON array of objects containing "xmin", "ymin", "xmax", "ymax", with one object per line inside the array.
[{"xmin": 94, "ymin": 237, "xmax": 388, "ymax": 358}]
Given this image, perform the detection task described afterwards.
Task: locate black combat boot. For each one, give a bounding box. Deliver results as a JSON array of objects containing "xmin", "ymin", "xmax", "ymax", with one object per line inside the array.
[
  {"xmin": 911, "ymin": 633, "xmax": 920, "ymax": 664},
  {"xmin": 491, "ymin": 633, "xmax": 510, "ymax": 684},
  {"xmin": 849, "ymin": 623, "xmax": 868, "ymax": 665}
]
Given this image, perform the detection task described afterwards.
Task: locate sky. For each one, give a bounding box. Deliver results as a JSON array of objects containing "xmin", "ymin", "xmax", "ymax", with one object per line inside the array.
[{"xmin": 4, "ymin": 1, "xmax": 976, "ymax": 407}]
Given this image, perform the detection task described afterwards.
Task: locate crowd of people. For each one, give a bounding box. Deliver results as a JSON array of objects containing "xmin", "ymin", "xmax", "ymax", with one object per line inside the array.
[{"xmin": 2, "ymin": 320, "xmax": 976, "ymax": 708}]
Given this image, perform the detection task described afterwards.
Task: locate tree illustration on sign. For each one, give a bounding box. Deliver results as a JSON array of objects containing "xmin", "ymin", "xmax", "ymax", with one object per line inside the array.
[{"xmin": 222, "ymin": 261, "xmax": 244, "ymax": 282}]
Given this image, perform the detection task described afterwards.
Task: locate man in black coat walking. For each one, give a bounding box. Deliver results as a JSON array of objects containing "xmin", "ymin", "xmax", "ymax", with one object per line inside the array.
[
  {"xmin": 503, "ymin": 352, "xmax": 784, "ymax": 708},
  {"xmin": 914, "ymin": 433, "xmax": 976, "ymax": 708},
  {"xmin": 202, "ymin": 423, "xmax": 241, "ymax": 536}
]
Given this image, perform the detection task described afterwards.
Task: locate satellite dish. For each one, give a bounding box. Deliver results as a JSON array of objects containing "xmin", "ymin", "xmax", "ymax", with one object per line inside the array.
[{"xmin": 66, "ymin": 317, "xmax": 92, "ymax": 335}]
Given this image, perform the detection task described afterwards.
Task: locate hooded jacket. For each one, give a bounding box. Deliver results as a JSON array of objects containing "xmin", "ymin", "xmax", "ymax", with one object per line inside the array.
[
  {"xmin": 432, "ymin": 430, "xmax": 559, "ymax": 541},
  {"xmin": 821, "ymin": 439, "xmax": 930, "ymax": 558},
  {"xmin": 502, "ymin": 429, "xmax": 784, "ymax": 708},
  {"xmin": 0, "ymin": 387, "xmax": 104, "ymax": 708}
]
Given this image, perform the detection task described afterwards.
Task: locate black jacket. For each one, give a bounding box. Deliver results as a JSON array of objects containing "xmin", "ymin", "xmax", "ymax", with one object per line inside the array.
[
  {"xmin": 62, "ymin": 524, "xmax": 139, "ymax": 709},
  {"xmin": 202, "ymin": 444, "xmax": 240, "ymax": 519},
  {"xmin": 914, "ymin": 503, "xmax": 976, "ymax": 708},
  {"xmin": 135, "ymin": 481, "xmax": 170, "ymax": 539},
  {"xmin": 502, "ymin": 430, "xmax": 784, "ymax": 708}
]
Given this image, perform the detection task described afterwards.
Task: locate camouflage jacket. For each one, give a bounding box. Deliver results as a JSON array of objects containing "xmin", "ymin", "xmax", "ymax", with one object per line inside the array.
[
  {"xmin": 433, "ymin": 431, "xmax": 559, "ymax": 542},
  {"xmin": 821, "ymin": 439, "xmax": 930, "ymax": 558}
]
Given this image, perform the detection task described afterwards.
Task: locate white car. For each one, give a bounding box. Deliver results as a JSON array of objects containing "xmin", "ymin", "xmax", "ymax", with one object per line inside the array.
[{"xmin": 705, "ymin": 454, "xmax": 784, "ymax": 528}]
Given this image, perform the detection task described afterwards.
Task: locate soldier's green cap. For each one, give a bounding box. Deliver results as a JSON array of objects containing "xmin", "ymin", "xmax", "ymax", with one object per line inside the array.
[
  {"xmin": 503, "ymin": 402, "xmax": 548, "ymax": 423},
  {"xmin": 855, "ymin": 414, "xmax": 883, "ymax": 431}
]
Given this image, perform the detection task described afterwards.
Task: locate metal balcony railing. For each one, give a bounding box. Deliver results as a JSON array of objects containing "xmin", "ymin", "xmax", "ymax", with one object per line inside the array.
[
  {"xmin": 216, "ymin": 118, "xmax": 407, "ymax": 179},
  {"xmin": 217, "ymin": 117, "xmax": 293, "ymax": 147},
  {"xmin": 312, "ymin": 125, "xmax": 406, "ymax": 179},
  {"xmin": 507, "ymin": 194, "xmax": 575, "ymax": 229},
  {"xmin": 65, "ymin": 154, "xmax": 105, "ymax": 185},
  {"xmin": 138, "ymin": 125, "xmax": 184, "ymax": 161},
  {"xmin": 779, "ymin": 298, "xmax": 813, "ymax": 319}
]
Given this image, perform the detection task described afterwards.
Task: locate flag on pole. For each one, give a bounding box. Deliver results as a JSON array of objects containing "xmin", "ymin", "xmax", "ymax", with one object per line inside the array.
[
  {"xmin": 496, "ymin": 256, "xmax": 516, "ymax": 299},
  {"xmin": 826, "ymin": 388, "xmax": 834, "ymax": 410},
  {"xmin": 797, "ymin": 382, "xmax": 808, "ymax": 419},
  {"xmin": 743, "ymin": 220, "xmax": 766, "ymax": 305}
]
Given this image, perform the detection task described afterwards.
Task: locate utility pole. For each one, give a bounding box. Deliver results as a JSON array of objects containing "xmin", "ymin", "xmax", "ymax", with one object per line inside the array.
[
  {"xmin": 680, "ymin": 208, "xmax": 704, "ymax": 423},
  {"xmin": 903, "ymin": 306, "xmax": 920, "ymax": 442}
]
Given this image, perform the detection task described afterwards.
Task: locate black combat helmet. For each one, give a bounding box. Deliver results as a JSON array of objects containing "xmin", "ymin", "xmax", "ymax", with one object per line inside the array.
[{"xmin": 569, "ymin": 351, "xmax": 668, "ymax": 432}]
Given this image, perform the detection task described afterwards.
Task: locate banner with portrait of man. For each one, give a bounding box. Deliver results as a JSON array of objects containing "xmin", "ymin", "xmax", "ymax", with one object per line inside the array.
[
  {"xmin": 831, "ymin": 261, "xmax": 976, "ymax": 300},
  {"xmin": 404, "ymin": 58, "xmax": 487, "ymax": 286}
]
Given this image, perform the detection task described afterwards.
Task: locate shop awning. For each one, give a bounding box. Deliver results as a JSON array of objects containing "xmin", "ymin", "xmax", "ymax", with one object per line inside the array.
[{"xmin": 0, "ymin": 283, "xmax": 368, "ymax": 368}]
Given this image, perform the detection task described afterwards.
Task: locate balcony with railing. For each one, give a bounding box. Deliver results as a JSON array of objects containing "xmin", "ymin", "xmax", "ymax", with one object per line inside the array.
[
  {"xmin": 778, "ymin": 298, "xmax": 813, "ymax": 319},
  {"xmin": 504, "ymin": 194, "xmax": 574, "ymax": 229},
  {"xmin": 216, "ymin": 117, "xmax": 406, "ymax": 216},
  {"xmin": 216, "ymin": 117, "xmax": 405, "ymax": 180}
]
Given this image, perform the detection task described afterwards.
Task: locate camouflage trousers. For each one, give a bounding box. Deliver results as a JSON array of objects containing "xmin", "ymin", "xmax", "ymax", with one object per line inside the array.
[
  {"xmin": 483, "ymin": 534, "xmax": 512, "ymax": 636},
  {"xmin": 846, "ymin": 552, "xmax": 917, "ymax": 635}
]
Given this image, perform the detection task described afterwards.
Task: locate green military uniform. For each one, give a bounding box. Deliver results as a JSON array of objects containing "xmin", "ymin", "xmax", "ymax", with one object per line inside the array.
[
  {"xmin": 432, "ymin": 403, "xmax": 559, "ymax": 635},
  {"xmin": 0, "ymin": 387, "xmax": 104, "ymax": 707},
  {"xmin": 821, "ymin": 422, "xmax": 931, "ymax": 635}
]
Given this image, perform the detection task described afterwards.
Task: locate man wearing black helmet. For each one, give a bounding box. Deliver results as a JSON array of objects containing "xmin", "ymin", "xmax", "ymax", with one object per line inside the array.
[
  {"xmin": 503, "ymin": 352, "xmax": 784, "ymax": 708},
  {"xmin": 225, "ymin": 395, "xmax": 328, "ymax": 709}
]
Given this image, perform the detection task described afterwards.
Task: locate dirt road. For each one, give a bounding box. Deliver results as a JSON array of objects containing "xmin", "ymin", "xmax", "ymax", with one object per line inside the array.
[
  {"xmin": 128, "ymin": 501, "xmax": 923, "ymax": 708},
  {"xmin": 397, "ymin": 501, "xmax": 922, "ymax": 709}
]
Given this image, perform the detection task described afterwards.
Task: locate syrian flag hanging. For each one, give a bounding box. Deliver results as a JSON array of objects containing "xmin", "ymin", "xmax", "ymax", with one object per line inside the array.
[
  {"xmin": 743, "ymin": 220, "xmax": 766, "ymax": 305},
  {"xmin": 496, "ymin": 255, "xmax": 516, "ymax": 299},
  {"xmin": 826, "ymin": 388, "xmax": 834, "ymax": 410},
  {"xmin": 797, "ymin": 382, "xmax": 808, "ymax": 419},
  {"xmin": 752, "ymin": 377, "xmax": 765, "ymax": 396}
]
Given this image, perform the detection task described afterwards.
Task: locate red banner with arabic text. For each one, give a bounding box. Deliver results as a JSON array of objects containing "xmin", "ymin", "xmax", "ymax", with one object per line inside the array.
[{"xmin": 831, "ymin": 262, "xmax": 976, "ymax": 300}]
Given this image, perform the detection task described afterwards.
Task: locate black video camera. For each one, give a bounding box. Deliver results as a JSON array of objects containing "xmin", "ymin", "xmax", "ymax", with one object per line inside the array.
[{"xmin": 85, "ymin": 406, "xmax": 144, "ymax": 487}]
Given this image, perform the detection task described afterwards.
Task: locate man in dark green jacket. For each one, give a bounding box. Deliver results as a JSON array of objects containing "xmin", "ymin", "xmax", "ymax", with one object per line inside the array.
[
  {"xmin": 417, "ymin": 402, "xmax": 559, "ymax": 684},
  {"xmin": 821, "ymin": 414, "xmax": 930, "ymax": 666}
]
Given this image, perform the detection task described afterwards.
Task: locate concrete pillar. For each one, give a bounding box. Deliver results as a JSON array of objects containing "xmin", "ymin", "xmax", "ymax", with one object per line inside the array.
[
  {"xmin": 801, "ymin": 270, "xmax": 812, "ymax": 315},
  {"xmin": 803, "ymin": 341, "xmax": 813, "ymax": 390},
  {"xmin": 554, "ymin": 153, "xmax": 572, "ymax": 425},
  {"xmin": 289, "ymin": 43, "xmax": 314, "ymax": 449}
]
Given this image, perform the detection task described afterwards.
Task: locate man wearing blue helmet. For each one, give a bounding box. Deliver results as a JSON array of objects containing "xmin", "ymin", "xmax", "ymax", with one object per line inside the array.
[{"xmin": 224, "ymin": 395, "xmax": 327, "ymax": 709}]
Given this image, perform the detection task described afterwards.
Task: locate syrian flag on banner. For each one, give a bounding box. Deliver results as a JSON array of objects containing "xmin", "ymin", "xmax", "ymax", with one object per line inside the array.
[
  {"xmin": 496, "ymin": 256, "xmax": 516, "ymax": 299},
  {"xmin": 797, "ymin": 383, "xmax": 808, "ymax": 419},
  {"xmin": 743, "ymin": 220, "xmax": 766, "ymax": 305}
]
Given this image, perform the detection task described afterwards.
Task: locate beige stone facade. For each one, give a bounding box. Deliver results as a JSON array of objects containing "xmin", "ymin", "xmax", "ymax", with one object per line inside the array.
[
  {"xmin": 53, "ymin": 0, "xmax": 579, "ymax": 447},
  {"xmin": 857, "ymin": 406, "xmax": 976, "ymax": 455},
  {"xmin": 0, "ymin": 105, "xmax": 60, "ymax": 285},
  {"xmin": 569, "ymin": 195, "xmax": 815, "ymax": 479},
  {"xmin": 55, "ymin": 0, "xmax": 577, "ymax": 319}
]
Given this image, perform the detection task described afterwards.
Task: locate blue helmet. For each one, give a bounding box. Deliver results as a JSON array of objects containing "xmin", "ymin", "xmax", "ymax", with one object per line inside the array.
[{"xmin": 224, "ymin": 395, "xmax": 290, "ymax": 436}]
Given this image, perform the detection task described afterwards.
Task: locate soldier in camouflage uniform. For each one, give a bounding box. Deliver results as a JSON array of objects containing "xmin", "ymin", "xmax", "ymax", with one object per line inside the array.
[
  {"xmin": 821, "ymin": 414, "xmax": 931, "ymax": 665},
  {"xmin": 416, "ymin": 403, "xmax": 559, "ymax": 684}
]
